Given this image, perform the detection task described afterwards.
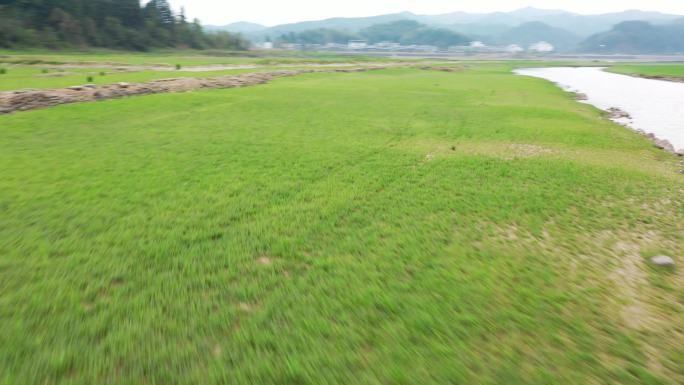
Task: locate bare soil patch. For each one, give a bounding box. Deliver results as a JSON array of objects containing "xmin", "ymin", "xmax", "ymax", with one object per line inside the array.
[{"xmin": 0, "ymin": 66, "xmax": 391, "ymax": 114}]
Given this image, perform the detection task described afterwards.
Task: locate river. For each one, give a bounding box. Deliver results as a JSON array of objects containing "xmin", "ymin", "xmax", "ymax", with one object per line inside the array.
[{"xmin": 514, "ymin": 67, "xmax": 684, "ymax": 152}]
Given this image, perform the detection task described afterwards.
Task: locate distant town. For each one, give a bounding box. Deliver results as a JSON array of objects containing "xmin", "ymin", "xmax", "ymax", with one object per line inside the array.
[{"xmin": 258, "ymin": 40, "xmax": 555, "ymax": 54}]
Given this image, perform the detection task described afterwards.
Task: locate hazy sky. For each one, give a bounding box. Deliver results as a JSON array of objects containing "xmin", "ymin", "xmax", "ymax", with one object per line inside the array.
[{"xmin": 166, "ymin": 0, "xmax": 684, "ymax": 26}]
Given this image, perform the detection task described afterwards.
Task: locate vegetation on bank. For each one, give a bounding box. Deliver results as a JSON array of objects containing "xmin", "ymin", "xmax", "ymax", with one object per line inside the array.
[
  {"xmin": 0, "ymin": 0, "xmax": 248, "ymax": 51},
  {"xmin": 608, "ymin": 64, "xmax": 684, "ymax": 80},
  {"xmin": 0, "ymin": 61, "xmax": 682, "ymax": 384}
]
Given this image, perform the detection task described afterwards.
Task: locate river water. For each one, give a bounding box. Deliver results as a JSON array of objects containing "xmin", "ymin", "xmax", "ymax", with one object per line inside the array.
[{"xmin": 514, "ymin": 67, "xmax": 684, "ymax": 152}]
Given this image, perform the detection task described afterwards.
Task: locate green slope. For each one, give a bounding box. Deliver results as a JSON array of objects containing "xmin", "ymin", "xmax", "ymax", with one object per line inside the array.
[{"xmin": 0, "ymin": 66, "xmax": 682, "ymax": 385}]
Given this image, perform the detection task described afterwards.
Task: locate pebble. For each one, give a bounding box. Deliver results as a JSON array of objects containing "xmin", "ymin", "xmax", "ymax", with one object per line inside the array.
[{"xmin": 650, "ymin": 255, "xmax": 675, "ymax": 266}]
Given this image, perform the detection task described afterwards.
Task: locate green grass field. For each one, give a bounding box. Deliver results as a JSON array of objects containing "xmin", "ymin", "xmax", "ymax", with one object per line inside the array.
[
  {"xmin": 609, "ymin": 64, "xmax": 684, "ymax": 79},
  {"xmin": 0, "ymin": 65, "xmax": 371, "ymax": 91},
  {"xmin": 0, "ymin": 49, "xmax": 396, "ymax": 66},
  {"xmin": 1, "ymin": 62, "xmax": 682, "ymax": 385},
  {"xmin": 0, "ymin": 50, "xmax": 413, "ymax": 91}
]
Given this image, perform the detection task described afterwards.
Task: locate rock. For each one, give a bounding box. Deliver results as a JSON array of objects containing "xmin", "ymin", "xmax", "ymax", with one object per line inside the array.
[
  {"xmin": 68, "ymin": 86, "xmax": 84, "ymax": 91},
  {"xmin": 675, "ymin": 149, "xmax": 684, "ymax": 157},
  {"xmin": 117, "ymin": 82, "xmax": 129, "ymax": 88},
  {"xmin": 425, "ymin": 154, "xmax": 435, "ymax": 161},
  {"xmin": 607, "ymin": 107, "xmax": 630, "ymax": 119},
  {"xmin": 84, "ymin": 84, "xmax": 96, "ymax": 88},
  {"xmin": 654, "ymin": 139, "xmax": 676, "ymax": 153},
  {"xmin": 650, "ymin": 255, "xmax": 674, "ymax": 266},
  {"xmin": 575, "ymin": 93, "xmax": 588, "ymax": 101},
  {"xmin": 257, "ymin": 256, "xmax": 272, "ymax": 266}
]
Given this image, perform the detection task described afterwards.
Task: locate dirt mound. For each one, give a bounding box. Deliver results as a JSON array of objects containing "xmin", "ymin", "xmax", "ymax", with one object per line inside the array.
[{"xmin": 0, "ymin": 67, "xmax": 390, "ymax": 114}]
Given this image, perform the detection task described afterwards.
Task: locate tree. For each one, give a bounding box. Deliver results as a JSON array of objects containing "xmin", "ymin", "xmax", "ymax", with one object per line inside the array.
[
  {"xmin": 49, "ymin": 8, "xmax": 84, "ymax": 46},
  {"xmin": 0, "ymin": 0, "xmax": 247, "ymax": 51}
]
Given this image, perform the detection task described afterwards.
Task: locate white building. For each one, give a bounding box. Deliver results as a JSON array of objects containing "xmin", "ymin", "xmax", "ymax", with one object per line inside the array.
[
  {"xmin": 529, "ymin": 41, "xmax": 554, "ymax": 53},
  {"xmin": 348, "ymin": 40, "xmax": 368, "ymax": 49},
  {"xmin": 280, "ymin": 43, "xmax": 302, "ymax": 50},
  {"xmin": 324, "ymin": 43, "xmax": 346, "ymax": 50},
  {"xmin": 505, "ymin": 44, "xmax": 524, "ymax": 53},
  {"xmin": 375, "ymin": 41, "xmax": 401, "ymax": 50}
]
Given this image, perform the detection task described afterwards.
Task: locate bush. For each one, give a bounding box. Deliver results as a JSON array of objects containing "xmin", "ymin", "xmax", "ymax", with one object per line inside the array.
[
  {"xmin": 42, "ymin": 69, "xmax": 49, "ymax": 74},
  {"xmin": 86, "ymin": 76, "xmax": 94, "ymax": 83},
  {"xmin": 0, "ymin": 68, "xmax": 6, "ymax": 75},
  {"xmin": 175, "ymin": 64, "xmax": 182, "ymax": 70},
  {"xmin": 99, "ymin": 71, "xmax": 106, "ymax": 76}
]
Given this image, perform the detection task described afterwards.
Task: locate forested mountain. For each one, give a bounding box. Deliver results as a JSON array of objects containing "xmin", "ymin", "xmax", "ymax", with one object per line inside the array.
[
  {"xmin": 0, "ymin": 0, "xmax": 247, "ymax": 50},
  {"xmin": 279, "ymin": 28, "xmax": 358, "ymax": 45},
  {"xmin": 360, "ymin": 20, "xmax": 469, "ymax": 48},
  {"xmin": 213, "ymin": 7, "xmax": 683, "ymax": 43},
  {"xmin": 205, "ymin": 21, "xmax": 266, "ymax": 34},
  {"xmin": 279, "ymin": 20, "xmax": 470, "ymax": 48},
  {"xmin": 580, "ymin": 19, "xmax": 684, "ymax": 54},
  {"xmin": 248, "ymin": 12, "xmax": 416, "ymax": 36},
  {"xmin": 494, "ymin": 22, "xmax": 581, "ymax": 52}
]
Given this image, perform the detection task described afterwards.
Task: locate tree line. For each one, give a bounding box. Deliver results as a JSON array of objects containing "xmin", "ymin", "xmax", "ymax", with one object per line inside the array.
[
  {"xmin": 0, "ymin": 0, "xmax": 248, "ymax": 50},
  {"xmin": 279, "ymin": 20, "xmax": 470, "ymax": 48}
]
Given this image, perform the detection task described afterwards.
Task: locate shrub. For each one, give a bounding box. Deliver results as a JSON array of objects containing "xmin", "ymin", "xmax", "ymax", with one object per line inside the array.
[
  {"xmin": 99, "ymin": 71, "xmax": 106, "ymax": 76},
  {"xmin": 175, "ymin": 64, "xmax": 182, "ymax": 70},
  {"xmin": 87, "ymin": 76, "xmax": 94, "ymax": 83},
  {"xmin": 42, "ymin": 69, "xmax": 49, "ymax": 74},
  {"xmin": 0, "ymin": 68, "xmax": 6, "ymax": 75}
]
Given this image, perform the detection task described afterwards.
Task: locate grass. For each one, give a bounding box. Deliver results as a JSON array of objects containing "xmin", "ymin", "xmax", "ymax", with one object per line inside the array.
[
  {"xmin": 0, "ymin": 49, "xmax": 399, "ymax": 66},
  {"xmin": 0, "ymin": 64, "xmax": 683, "ymax": 385},
  {"xmin": 609, "ymin": 64, "xmax": 684, "ymax": 79},
  {"xmin": 0, "ymin": 65, "xmax": 377, "ymax": 91}
]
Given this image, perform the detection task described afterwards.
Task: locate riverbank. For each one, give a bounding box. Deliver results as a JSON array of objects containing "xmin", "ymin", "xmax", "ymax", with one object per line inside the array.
[
  {"xmin": 608, "ymin": 64, "xmax": 684, "ymax": 83},
  {"xmin": 516, "ymin": 67, "xmax": 684, "ymax": 156}
]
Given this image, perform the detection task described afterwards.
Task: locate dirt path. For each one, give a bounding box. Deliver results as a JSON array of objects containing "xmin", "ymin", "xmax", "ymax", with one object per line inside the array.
[{"xmin": 0, "ymin": 66, "xmax": 394, "ymax": 114}]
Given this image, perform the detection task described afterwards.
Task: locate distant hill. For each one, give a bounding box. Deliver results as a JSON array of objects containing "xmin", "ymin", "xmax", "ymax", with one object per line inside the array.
[
  {"xmin": 495, "ymin": 22, "xmax": 582, "ymax": 52},
  {"xmin": 258, "ymin": 12, "xmax": 415, "ymax": 38},
  {"xmin": 205, "ymin": 22, "xmax": 266, "ymax": 33},
  {"xmin": 521, "ymin": 10, "xmax": 681, "ymax": 37},
  {"xmin": 359, "ymin": 20, "xmax": 469, "ymax": 48},
  {"xmin": 279, "ymin": 20, "xmax": 470, "ymax": 48},
  {"xmin": 210, "ymin": 7, "xmax": 684, "ymax": 48},
  {"xmin": 580, "ymin": 19, "xmax": 684, "ymax": 54}
]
